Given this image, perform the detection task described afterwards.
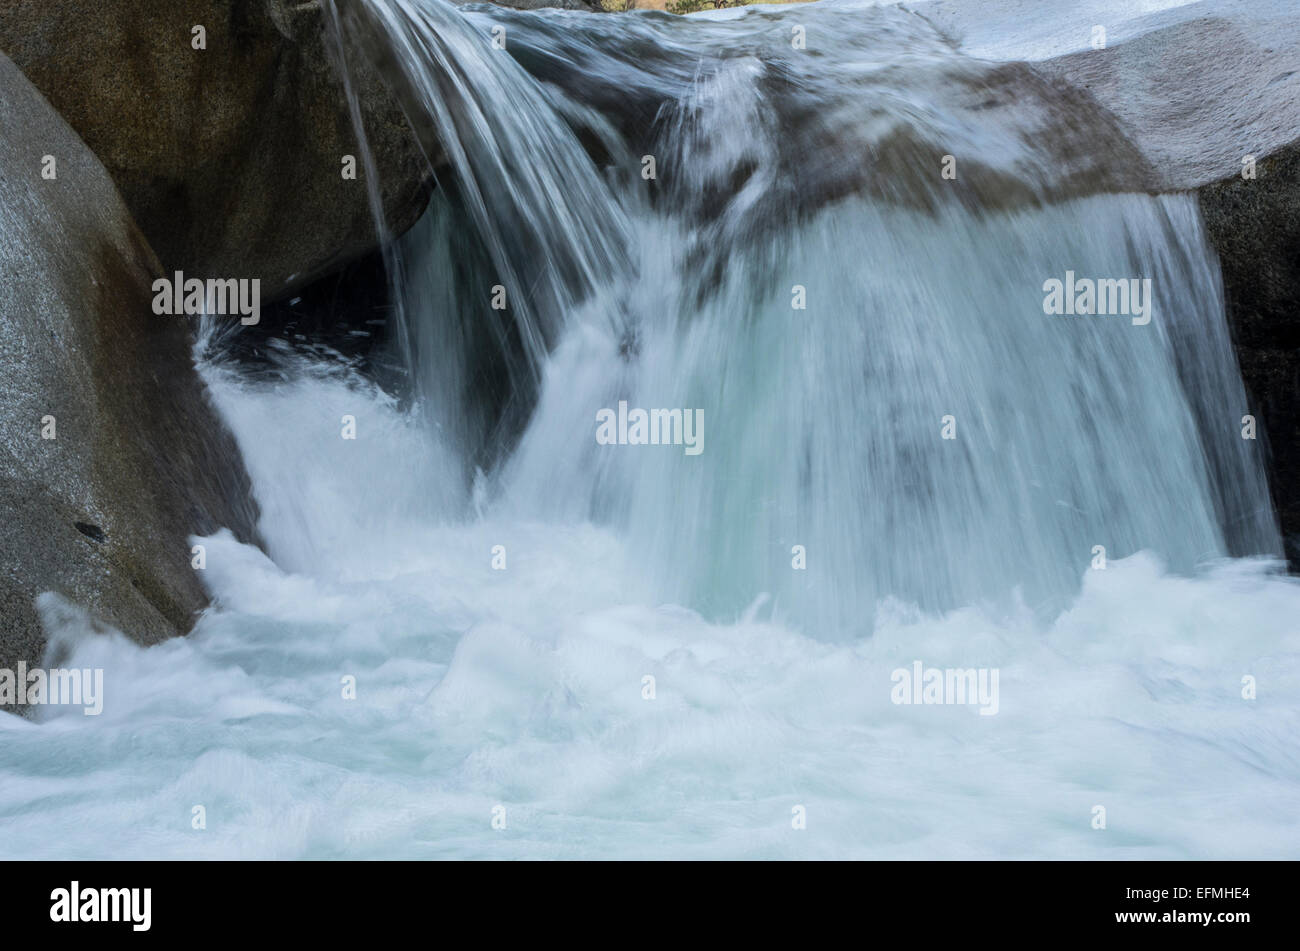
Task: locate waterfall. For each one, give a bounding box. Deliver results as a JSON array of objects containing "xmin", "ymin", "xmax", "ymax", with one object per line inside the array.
[
  {"xmin": 330, "ymin": 0, "xmax": 1279, "ymax": 630},
  {"xmin": 6, "ymin": 0, "xmax": 1296, "ymax": 861}
]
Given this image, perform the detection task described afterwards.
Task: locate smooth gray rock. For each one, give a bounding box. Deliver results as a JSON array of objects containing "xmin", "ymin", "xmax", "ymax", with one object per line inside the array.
[
  {"xmin": 1026, "ymin": 0, "xmax": 1300, "ymax": 191},
  {"xmin": 0, "ymin": 52, "xmax": 260, "ymax": 712}
]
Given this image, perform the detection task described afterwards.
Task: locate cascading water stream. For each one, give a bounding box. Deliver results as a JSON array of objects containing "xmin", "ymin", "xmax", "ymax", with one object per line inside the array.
[{"xmin": 331, "ymin": 0, "xmax": 1278, "ymax": 629}]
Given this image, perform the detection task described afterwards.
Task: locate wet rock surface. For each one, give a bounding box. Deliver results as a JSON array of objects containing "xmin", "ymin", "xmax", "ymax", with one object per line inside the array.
[{"xmin": 0, "ymin": 52, "xmax": 260, "ymax": 709}]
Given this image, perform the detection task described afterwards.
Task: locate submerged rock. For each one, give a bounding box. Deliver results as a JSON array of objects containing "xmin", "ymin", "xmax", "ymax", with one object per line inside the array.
[
  {"xmin": 0, "ymin": 0, "xmax": 435, "ymax": 303},
  {"xmin": 0, "ymin": 53, "xmax": 260, "ymax": 710}
]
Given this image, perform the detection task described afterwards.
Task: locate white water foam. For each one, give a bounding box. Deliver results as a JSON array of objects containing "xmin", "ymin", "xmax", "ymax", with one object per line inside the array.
[{"xmin": 0, "ymin": 359, "xmax": 1296, "ymax": 859}]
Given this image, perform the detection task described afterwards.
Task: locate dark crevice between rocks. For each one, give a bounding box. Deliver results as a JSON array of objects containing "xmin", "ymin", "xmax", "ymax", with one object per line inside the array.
[
  {"xmin": 215, "ymin": 202, "xmax": 540, "ymax": 484},
  {"xmin": 219, "ymin": 247, "xmax": 406, "ymax": 386}
]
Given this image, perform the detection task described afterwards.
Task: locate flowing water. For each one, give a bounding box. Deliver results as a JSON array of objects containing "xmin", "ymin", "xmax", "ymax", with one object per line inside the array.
[{"xmin": 2, "ymin": 0, "xmax": 1298, "ymax": 859}]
